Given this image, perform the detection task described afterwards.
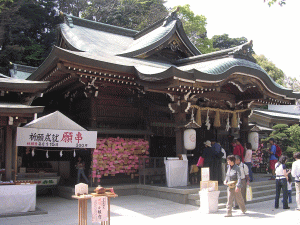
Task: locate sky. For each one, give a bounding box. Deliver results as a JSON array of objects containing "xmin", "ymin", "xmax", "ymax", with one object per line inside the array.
[{"xmin": 164, "ymin": 0, "xmax": 300, "ymax": 79}]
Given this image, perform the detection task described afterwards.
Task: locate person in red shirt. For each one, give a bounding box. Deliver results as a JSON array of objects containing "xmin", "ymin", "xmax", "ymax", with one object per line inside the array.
[{"xmin": 233, "ymin": 138, "xmax": 245, "ymax": 162}]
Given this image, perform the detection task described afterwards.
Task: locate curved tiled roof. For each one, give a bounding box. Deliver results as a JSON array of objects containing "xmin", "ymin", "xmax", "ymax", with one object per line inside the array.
[{"xmin": 28, "ymin": 13, "xmax": 300, "ymax": 101}]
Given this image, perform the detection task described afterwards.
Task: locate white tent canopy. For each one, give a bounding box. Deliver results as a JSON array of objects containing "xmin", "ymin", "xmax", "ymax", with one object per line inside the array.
[
  {"xmin": 17, "ymin": 111, "xmax": 97, "ymax": 148},
  {"xmin": 24, "ymin": 111, "xmax": 86, "ymax": 131}
]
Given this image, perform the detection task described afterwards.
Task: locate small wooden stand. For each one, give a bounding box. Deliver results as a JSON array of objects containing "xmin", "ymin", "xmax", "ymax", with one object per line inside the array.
[
  {"xmin": 91, "ymin": 192, "xmax": 118, "ymax": 225},
  {"xmin": 72, "ymin": 195, "xmax": 92, "ymax": 225}
]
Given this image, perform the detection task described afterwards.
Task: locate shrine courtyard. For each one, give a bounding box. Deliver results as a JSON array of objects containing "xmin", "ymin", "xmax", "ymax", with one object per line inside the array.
[{"xmin": 0, "ymin": 194, "xmax": 298, "ymax": 225}]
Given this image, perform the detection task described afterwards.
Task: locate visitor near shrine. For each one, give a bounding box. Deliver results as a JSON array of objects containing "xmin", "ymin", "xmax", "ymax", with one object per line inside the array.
[
  {"xmin": 291, "ymin": 152, "xmax": 300, "ymax": 211},
  {"xmin": 244, "ymin": 143, "xmax": 253, "ymax": 182},
  {"xmin": 210, "ymin": 139, "xmax": 223, "ymax": 184},
  {"xmin": 224, "ymin": 155, "xmax": 246, "ymax": 217},
  {"xmin": 233, "ymin": 139, "xmax": 245, "ymax": 163},
  {"xmin": 274, "ymin": 155, "xmax": 290, "ymax": 209},
  {"xmin": 76, "ymin": 157, "xmax": 89, "ymax": 184},
  {"xmin": 268, "ymin": 138, "xmax": 278, "ymax": 180},
  {"xmin": 234, "ymin": 155, "xmax": 249, "ymax": 207}
]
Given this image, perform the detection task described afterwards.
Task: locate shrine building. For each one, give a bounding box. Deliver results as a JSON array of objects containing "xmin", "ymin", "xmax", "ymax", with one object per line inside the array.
[{"xmin": 26, "ymin": 11, "xmax": 300, "ymax": 184}]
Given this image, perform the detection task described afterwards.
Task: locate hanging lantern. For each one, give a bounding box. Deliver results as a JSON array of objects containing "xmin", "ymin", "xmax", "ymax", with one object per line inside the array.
[
  {"xmin": 73, "ymin": 150, "xmax": 76, "ymax": 157},
  {"xmin": 184, "ymin": 129, "xmax": 196, "ymax": 150},
  {"xmin": 196, "ymin": 109, "xmax": 201, "ymax": 126},
  {"xmin": 60, "ymin": 150, "xmax": 63, "ymax": 157},
  {"xmin": 248, "ymin": 132, "xmax": 259, "ymax": 151},
  {"xmin": 231, "ymin": 112, "xmax": 238, "ymax": 128},
  {"xmin": 31, "ymin": 149, "xmax": 35, "ymax": 157},
  {"xmin": 213, "ymin": 110, "xmax": 221, "ymax": 127},
  {"xmin": 46, "ymin": 150, "xmax": 49, "ymax": 159}
]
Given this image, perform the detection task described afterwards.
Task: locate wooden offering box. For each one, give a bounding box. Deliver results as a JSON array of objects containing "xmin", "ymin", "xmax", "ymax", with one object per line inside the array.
[{"xmin": 200, "ymin": 181, "xmax": 218, "ymax": 191}]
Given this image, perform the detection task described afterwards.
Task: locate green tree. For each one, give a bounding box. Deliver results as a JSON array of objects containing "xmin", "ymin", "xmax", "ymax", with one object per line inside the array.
[
  {"xmin": 175, "ymin": 4, "xmax": 215, "ymax": 54},
  {"xmin": 286, "ymin": 124, "xmax": 300, "ymax": 164},
  {"xmin": 253, "ymin": 54, "xmax": 285, "ymax": 85},
  {"xmin": 0, "ymin": 0, "xmax": 61, "ymax": 74},
  {"xmin": 81, "ymin": 0, "xmax": 168, "ymax": 31},
  {"xmin": 212, "ymin": 34, "xmax": 248, "ymax": 51}
]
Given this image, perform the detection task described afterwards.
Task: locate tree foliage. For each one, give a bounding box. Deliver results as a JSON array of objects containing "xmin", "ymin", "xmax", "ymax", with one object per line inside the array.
[
  {"xmin": 175, "ymin": 4, "xmax": 215, "ymax": 54},
  {"xmin": 0, "ymin": 0, "xmax": 61, "ymax": 74},
  {"xmin": 81, "ymin": 0, "xmax": 168, "ymax": 31},
  {"xmin": 253, "ymin": 54, "xmax": 285, "ymax": 85},
  {"xmin": 212, "ymin": 34, "xmax": 248, "ymax": 51}
]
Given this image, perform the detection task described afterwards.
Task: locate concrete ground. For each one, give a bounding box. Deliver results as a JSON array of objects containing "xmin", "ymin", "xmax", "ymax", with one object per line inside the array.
[{"xmin": 0, "ymin": 193, "xmax": 299, "ymax": 225}]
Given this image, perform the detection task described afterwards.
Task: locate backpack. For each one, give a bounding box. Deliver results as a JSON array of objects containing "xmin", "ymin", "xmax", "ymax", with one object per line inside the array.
[{"xmin": 275, "ymin": 144, "xmax": 282, "ymax": 159}]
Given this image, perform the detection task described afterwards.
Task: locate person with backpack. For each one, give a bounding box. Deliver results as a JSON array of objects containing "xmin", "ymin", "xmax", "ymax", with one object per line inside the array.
[{"xmin": 268, "ymin": 138, "xmax": 278, "ymax": 180}]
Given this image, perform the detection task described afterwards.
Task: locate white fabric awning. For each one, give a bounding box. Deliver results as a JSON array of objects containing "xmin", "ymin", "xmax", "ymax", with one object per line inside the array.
[{"xmin": 24, "ymin": 111, "xmax": 86, "ymax": 131}]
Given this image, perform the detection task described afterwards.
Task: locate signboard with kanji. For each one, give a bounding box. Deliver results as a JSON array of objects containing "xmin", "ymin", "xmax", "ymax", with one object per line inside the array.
[
  {"xmin": 92, "ymin": 196, "xmax": 108, "ymax": 223},
  {"xmin": 16, "ymin": 127, "xmax": 97, "ymax": 148}
]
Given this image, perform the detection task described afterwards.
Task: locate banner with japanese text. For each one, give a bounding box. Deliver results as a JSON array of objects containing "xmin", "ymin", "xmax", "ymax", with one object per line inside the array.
[
  {"xmin": 16, "ymin": 127, "xmax": 97, "ymax": 148},
  {"xmin": 91, "ymin": 196, "xmax": 108, "ymax": 223}
]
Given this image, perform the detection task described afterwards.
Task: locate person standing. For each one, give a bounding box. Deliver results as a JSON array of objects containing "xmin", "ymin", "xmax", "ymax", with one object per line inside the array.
[
  {"xmin": 244, "ymin": 143, "xmax": 253, "ymax": 182},
  {"xmin": 76, "ymin": 157, "xmax": 89, "ymax": 184},
  {"xmin": 275, "ymin": 155, "xmax": 290, "ymax": 209},
  {"xmin": 202, "ymin": 140, "xmax": 213, "ymax": 180},
  {"xmin": 291, "ymin": 152, "xmax": 300, "ymax": 211},
  {"xmin": 234, "ymin": 155, "xmax": 249, "ymax": 207},
  {"xmin": 224, "ymin": 155, "xmax": 246, "ymax": 217},
  {"xmin": 211, "ymin": 139, "xmax": 223, "ymax": 184},
  {"xmin": 233, "ymin": 138, "xmax": 244, "ymax": 163},
  {"xmin": 268, "ymin": 138, "xmax": 278, "ymax": 180}
]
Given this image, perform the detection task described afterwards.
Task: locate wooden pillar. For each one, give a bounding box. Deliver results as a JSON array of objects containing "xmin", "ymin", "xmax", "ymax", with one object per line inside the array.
[
  {"xmin": 90, "ymin": 97, "xmax": 97, "ymax": 128},
  {"xmin": 174, "ymin": 112, "xmax": 187, "ymax": 156},
  {"xmin": 240, "ymin": 113, "xmax": 249, "ymax": 144},
  {"xmin": 5, "ymin": 126, "xmax": 12, "ymax": 181}
]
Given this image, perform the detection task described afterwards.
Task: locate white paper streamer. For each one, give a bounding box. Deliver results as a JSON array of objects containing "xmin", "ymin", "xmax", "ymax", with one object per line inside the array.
[
  {"xmin": 46, "ymin": 150, "xmax": 49, "ymax": 158},
  {"xmin": 31, "ymin": 149, "xmax": 35, "ymax": 157},
  {"xmin": 226, "ymin": 113, "xmax": 231, "ymax": 132},
  {"xmin": 73, "ymin": 150, "xmax": 76, "ymax": 157},
  {"xmin": 205, "ymin": 110, "xmax": 211, "ymax": 130},
  {"xmin": 60, "ymin": 150, "xmax": 63, "ymax": 157}
]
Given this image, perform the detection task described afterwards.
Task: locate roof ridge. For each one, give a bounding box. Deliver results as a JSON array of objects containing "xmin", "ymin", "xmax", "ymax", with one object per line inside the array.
[
  {"xmin": 134, "ymin": 9, "xmax": 179, "ymax": 40},
  {"xmin": 175, "ymin": 41, "xmax": 255, "ymax": 65},
  {"xmin": 64, "ymin": 14, "xmax": 138, "ymax": 37}
]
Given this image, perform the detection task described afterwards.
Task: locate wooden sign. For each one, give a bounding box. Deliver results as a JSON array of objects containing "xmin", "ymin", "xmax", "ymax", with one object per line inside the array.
[
  {"xmin": 92, "ymin": 196, "xmax": 108, "ymax": 223},
  {"xmin": 201, "ymin": 167, "xmax": 210, "ymax": 181}
]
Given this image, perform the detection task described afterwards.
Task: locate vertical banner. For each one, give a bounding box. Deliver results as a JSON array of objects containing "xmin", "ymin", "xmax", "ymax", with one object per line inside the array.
[{"xmin": 92, "ymin": 196, "xmax": 108, "ymax": 223}]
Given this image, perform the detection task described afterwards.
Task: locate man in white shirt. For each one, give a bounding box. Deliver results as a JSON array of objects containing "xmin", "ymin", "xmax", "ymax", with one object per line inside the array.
[
  {"xmin": 291, "ymin": 152, "xmax": 300, "ymax": 211},
  {"xmin": 234, "ymin": 155, "xmax": 249, "ymax": 208}
]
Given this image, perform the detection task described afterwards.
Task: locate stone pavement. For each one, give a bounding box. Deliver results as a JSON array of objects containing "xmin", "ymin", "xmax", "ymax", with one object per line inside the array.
[{"xmin": 0, "ymin": 194, "xmax": 299, "ymax": 225}]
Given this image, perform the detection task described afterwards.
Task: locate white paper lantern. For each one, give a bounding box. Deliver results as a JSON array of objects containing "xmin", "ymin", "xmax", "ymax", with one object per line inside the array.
[
  {"xmin": 184, "ymin": 129, "xmax": 196, "ymax": 150},
  {"xmin": 248, "ymin": 132, "xmax": 259, "ymax": 151}
]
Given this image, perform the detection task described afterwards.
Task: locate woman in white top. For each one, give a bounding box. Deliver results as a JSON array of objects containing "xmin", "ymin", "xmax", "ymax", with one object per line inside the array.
[
  {"xmin": 274, "ymin": 155, "xmax": 290, "ymax": 209},
  {"xmin": 244, "ymin": 143, "xmax": 253, "ymax": 182}
]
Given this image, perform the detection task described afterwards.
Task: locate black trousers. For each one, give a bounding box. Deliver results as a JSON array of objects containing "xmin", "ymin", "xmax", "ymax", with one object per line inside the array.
[{"xmin": 275, "ymin": 178, "xmax": 288, "ymax": 208}]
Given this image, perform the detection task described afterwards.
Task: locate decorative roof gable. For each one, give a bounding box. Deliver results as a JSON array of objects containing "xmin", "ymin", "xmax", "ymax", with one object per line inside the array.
[{"xmin": 118, "ymin": 11, "xmax": 201, "ymax": 62}]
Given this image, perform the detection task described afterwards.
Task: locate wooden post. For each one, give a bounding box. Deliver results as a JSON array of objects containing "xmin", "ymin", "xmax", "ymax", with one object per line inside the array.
[
  {"xmin": 5, "ymin": 126, "xmax": 12, "ymax": 181},
  {"xmin": 174, "ymin": 112, "xmax": 187, "ymax": 155},
  {"xmin": 72, "ymin": 195, "xmax": 92, "ymax": 225}
]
